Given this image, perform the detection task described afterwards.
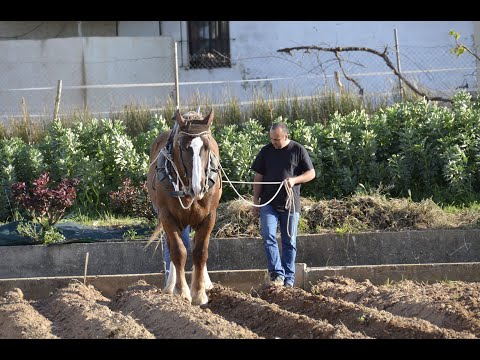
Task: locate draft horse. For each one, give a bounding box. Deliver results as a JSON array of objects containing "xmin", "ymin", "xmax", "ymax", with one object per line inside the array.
[{"xmin": 147, "ymin": 108, "xmax": 222, "ymax": 305}]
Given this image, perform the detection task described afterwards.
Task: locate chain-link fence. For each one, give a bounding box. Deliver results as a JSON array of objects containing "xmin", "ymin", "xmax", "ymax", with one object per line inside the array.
[{"xmin": 0, "ymin": 38, "xmax": 478, "ymax": 122}]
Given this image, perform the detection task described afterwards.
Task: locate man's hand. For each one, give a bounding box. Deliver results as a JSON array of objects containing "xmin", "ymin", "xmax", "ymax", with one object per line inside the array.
[
  {"xmin": 252, "ymin": 204, "xmax": 260, "ymax": 217},
  {"xmin": 285, "ymin": 177, "xmax": 296, "ymax": 188}
]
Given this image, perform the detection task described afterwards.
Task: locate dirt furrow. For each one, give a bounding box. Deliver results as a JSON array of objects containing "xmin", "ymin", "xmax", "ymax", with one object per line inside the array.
[
  {"xmin": 206, "ymin": 284, "xmax": 369, "ymax": 338},
  {"xmin": 35, "ymin": 281, "xmax": 154, "ymax": 339},
  {"xmin": 0, "ymin": 288, "xmax": 58, "ymax": 339},
  {"xmin": 256, "ymin": 284, "xmax": 476, "ymax": 339},
  {"xmin": 110, "ymin": 280, "xmax": 260, "ymax": 339},
  {"xmin": 311, "ymin": 276, "xmax": 480, "ymax": 337}
]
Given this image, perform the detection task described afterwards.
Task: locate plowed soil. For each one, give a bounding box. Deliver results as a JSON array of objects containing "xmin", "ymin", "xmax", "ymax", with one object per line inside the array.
[{"xmin": 0, "ymin": 277, "xmax": 478, "ymax": 339}]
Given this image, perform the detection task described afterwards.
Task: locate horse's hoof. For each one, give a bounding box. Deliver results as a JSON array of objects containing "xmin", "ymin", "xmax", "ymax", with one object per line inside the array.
[
  {"xmin": 173, "ymin": 287, "xmax": 192, "ymax": 303},
  {"xmin": 191, "ymin": 292, "xmax": 208, "ymax": 306},
  {"xmin": 163, "ymin": 286, "xmax": 174, "ymax": 295},
  {"xmin": 205, "ymin": 282, "xmax": 214, "ymax": 291}
]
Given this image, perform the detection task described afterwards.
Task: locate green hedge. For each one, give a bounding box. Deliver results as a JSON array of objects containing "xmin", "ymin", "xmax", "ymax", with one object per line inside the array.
[{"xmin": 2, "ymin": 91, "xmax": 480, "ymax": 220}]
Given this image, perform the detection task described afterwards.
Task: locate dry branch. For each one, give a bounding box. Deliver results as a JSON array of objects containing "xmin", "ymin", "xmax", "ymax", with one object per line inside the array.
[{"xmin": 277, "ymin": 45, "xmax": 452, "ymax": 103}]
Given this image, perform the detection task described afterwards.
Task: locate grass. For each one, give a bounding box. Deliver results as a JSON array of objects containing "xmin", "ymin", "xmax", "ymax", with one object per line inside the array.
[
  {"xmin": 1, "ymin": 88, "xmax": 393, "ymax": 142},
  {"xmin": 64, "ymin": 210, "xmax": 154, "ymax": 229},
  {"xmin": 48, "ymin": 191, "xmax": 480, "ymax": 238}
]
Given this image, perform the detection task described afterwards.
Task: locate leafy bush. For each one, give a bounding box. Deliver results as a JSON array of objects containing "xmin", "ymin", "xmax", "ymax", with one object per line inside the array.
[
  {"xmin": 10, "ymin": 172, "xmax": 80, "ymax": 227},
  {"xmin": 108, "ymin": 177, "xmax": 156, "ymax": 219},
  {"xmin": 0, "ymin": 138, "xmax": 26, "ymax": 220}
]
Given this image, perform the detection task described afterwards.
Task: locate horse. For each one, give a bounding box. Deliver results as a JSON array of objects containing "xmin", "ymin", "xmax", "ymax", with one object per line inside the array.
[{"xmin": 147, "ymin": 108, "xmax": 222, "ymax": 305}]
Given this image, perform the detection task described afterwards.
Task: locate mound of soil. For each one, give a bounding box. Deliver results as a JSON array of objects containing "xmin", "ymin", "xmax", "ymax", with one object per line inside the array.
[{"xmin": 1, "ymin": 277, "xmax": 478, "ymax": 339}]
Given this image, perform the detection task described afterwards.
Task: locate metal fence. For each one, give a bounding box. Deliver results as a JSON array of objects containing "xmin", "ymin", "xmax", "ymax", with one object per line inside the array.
[{"xmin": 0, "ymin": 39, "xmax": 478, "ymax": 122}]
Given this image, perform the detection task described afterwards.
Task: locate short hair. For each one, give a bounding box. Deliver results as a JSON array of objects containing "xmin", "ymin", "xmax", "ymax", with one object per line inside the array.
[{"xmin": 270, "ymin": 122, "xmax": 289, "ymax": 135}]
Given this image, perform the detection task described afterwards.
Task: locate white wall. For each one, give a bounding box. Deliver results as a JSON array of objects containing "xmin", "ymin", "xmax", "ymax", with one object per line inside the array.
[
  {"xmin": 118, "ymin": 21, "xmax": 160, "ymax": 36},
  {"xmin": 0, "ymin": 36, "xmax": 174, "ymax": 118},
  {"xmin": 0, "ymin": 21, "xmax": 477, "ymax": 118},
  {"xmin": 161, "ymin": 21, "xmax": 477, "ymax": 104}
]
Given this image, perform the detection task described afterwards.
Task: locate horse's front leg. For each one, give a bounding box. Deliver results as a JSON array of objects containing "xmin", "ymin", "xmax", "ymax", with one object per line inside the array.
[
  {"xmin": 163, "ymin": 221, "xmax": 191, "ymax": 303},
  {"xmin": 190, "ymin": 212, "xmax": 216, "ymax": 305}
]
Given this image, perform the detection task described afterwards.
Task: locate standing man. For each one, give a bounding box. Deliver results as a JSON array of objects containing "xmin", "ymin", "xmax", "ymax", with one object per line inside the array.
[{"xmin": 251, "ymin": 122, "xmax": 315, "ymax": 287}]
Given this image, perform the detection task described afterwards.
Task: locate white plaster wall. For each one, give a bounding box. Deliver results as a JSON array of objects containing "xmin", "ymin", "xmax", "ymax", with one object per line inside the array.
[
  {"xmin": 474, "ymin": 22, "xmax": 480, "ymax": 91},
  {"xmin": 0, "ymin": 21, "xmax": 477, "ymax": 118},
  {"xmin": 162, "ymin": 21, "xmax": 476, "ymax": 105},
  {"xmin": 0, "ymin": 21, "xmax": 116, "ymax": 39},
  {"xmin": 117, "ymin": 21, "xmax": 160, "ymax": 36},
  {"xmin": 0, "ymin": 36, "xmax": 174, "ymax": 118}
]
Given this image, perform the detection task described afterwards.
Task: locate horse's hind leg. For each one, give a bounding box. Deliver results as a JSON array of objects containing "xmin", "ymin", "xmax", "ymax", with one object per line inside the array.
[
  {"xmin": 190, "ymin": 213, "xmax": 216, "ymax": 305},
  {"xmin": 163, "ymin": 225, "xmax": 191, "ymax": 303}
]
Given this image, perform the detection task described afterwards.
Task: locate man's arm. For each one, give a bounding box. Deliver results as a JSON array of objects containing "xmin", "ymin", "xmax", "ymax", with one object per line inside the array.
[
  {"xmin": 253, "ymin": 172, "xmax": 264, "ymax": 205},
  {"xmin": 286, "ymin": 168, "xmax": 316, "ymax": 188}
]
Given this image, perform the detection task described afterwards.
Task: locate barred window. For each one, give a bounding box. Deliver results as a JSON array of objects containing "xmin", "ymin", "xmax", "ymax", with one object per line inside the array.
[{"xmin": 188, "ymin": 21, "xmax": 231, "ymax": 69}]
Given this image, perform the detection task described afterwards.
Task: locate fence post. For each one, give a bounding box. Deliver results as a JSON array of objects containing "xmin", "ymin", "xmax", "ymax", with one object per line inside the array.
[
  {"xmin": 394, "ymin": 28, "xmax": 403, "ymax": 101},
  {"xmin": 174, "ymin": 42, "xmax": 180, "ymax": 109},
  {"xmin": 53, "ymin": 80, "xmax": 62, "ymax": 120}
]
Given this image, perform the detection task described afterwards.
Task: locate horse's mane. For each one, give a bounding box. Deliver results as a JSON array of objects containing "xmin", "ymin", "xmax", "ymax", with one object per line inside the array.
[
  {"xmin": 175, "ymin": 111, "xmax": 212, "ymax": 134},
  {"xmin": 179, "ymin": 111, "xmax": 204, "ymax": 121}
]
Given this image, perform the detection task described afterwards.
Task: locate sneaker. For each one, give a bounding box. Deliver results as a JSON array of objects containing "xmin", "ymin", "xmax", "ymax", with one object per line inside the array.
[
  {"xmin": 284, "ymin": 282, "xmax": 294, "ymax": 288},
  {"xmin": 269, "ymin": 274, "xmax": 284, "ymax": 286}
]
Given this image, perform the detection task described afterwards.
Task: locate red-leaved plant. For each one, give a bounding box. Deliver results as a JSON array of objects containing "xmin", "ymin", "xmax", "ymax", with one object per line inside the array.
[
  {"xmin": 108, "ymin": 177, "xmax": 156, "ymax": 219},
  {"xmin": 11, "ymin": 172, "xmax": 80, "ymax": 227}
]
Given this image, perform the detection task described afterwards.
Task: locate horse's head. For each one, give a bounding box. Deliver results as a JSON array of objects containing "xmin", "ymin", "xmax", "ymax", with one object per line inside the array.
[{"xmin": 173, "ymin": 108, "xmax": 215, "ymax": 200}]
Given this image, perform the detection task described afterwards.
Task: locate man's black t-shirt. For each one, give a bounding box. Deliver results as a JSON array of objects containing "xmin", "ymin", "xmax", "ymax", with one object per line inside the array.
[{"xmin": 251, "ymin": 140, "xmax": 314, "ymax": 212}]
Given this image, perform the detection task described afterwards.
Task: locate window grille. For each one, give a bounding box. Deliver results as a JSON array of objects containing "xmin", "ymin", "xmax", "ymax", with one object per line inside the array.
[{"xmin": 188, "ymin": 21, "xmax": 231, "ymax": 69}]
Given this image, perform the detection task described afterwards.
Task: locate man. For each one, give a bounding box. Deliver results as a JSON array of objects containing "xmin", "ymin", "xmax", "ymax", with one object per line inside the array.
[{"xmin": 251, "ymin": 122, "xmax": 315, "ymax": 287}]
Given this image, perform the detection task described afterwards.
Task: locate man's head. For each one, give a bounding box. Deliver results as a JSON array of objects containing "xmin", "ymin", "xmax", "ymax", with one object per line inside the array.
[{"xmin": 270, "ymin": 122, "xmax": 290, "ymax": 149}]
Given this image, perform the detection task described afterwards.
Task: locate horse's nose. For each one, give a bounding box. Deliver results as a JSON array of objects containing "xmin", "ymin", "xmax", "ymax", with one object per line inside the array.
[
  {"xmin": 192, "ymin": 183, "xmax": 201, "ymax": 196},
  {"xmin": 192, "ymin": 180, "xmax": 204, "ymax": 199}
]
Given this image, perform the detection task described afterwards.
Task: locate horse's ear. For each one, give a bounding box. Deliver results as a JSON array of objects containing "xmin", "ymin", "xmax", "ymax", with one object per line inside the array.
[
  {"xmin": 175, "ymin": 109, "xmax": 187, "ymax": 127},
  {"xmin": 202, "ymin": 108, "xmax": 214, "ymax": 127}
]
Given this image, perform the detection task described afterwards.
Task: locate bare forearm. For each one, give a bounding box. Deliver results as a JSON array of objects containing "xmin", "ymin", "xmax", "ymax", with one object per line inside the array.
[
  {"xmin": 253, "ymin": 173, "xmax": 263, "ymax": 204},
  {"xmin": 292, "ymin": 169, "xmax": 316, "ymax": 185}
]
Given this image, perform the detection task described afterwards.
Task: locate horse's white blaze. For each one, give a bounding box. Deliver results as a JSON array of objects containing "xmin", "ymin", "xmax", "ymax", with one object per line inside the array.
[{"xmin": 190, "ymin": 137, "xmax": 204, "ymax": 197}]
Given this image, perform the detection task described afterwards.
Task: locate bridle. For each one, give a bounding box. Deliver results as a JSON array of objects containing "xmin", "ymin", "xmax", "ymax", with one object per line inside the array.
[
  {"xmin": 154, "ymin": 126, "xmax": 219, "ymax": 204},
  {"xmin": 175, "ymin": 130, "xmax": 212, "ymax": 197}
]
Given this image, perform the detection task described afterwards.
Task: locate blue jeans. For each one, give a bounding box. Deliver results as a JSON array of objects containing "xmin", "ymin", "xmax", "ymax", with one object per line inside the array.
[
  {"xmin": 163, "ymin": 225, "xmax": 191, "ymax": 279},
  {"xmin": 260, "ymin": 204, "xmax": 300, "ymax": 286}
]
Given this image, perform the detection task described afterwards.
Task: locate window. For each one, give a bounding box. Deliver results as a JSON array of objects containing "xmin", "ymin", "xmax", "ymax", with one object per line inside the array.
[{"xmin": 188, "ymin": 21, "xmax": 231, "ymax": 69}]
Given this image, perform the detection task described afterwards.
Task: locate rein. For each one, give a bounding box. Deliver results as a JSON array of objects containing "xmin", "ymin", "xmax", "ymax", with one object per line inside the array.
[
  {"xmin": 210, "ymin": 152, "xmax": 296, "ymax": 238},
  {"xmin": 150, "ymin": 127, "xmax": 296, "ymax": 237}
]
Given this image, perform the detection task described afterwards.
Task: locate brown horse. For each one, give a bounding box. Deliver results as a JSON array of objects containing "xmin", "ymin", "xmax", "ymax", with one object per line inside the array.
[{"xmin": 147, "ymin": 108, "xmax": 222, "ymax": 305}]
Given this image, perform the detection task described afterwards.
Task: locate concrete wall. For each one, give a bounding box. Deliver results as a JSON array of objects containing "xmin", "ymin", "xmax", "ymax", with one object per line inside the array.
[
  {"xmin": 474, "ymin": 22, "xmax": 480, "ymax": 91},
  {"xmin": 0, "ymin": 21, "xmax": 478, "ymax": 118},
  {"xmin": 0, "ymin": 36, "xmax": 175, "ymax": 117},
  {"xmin": 117, "ymin": 21, "xmax": 160, "ymax": 36},
  {"xmin": 0, "ymin": 21, "xmax": 116, "ymax": 39},
  {"xmin": 162, "ymin": 21, "xmax": 477, "ymax": 103},
  {"xmin": 1, "ymin": 229, "xmax": 479, "ymax": 279}
]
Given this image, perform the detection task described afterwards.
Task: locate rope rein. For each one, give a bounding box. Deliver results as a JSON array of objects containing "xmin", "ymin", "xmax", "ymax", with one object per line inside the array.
[
  {"xmin": 149, "ymin": 133, "xmax": 297, "ymax": 237},
  {"xmin": 210, "ymin": 152, "xmax": 297, "ymax": 238}
]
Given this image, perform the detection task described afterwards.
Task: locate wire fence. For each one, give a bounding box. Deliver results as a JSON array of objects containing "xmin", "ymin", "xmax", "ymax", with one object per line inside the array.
[{"xmin": 0, "ymin": 40, "xmax": 478, "ymax": 122}]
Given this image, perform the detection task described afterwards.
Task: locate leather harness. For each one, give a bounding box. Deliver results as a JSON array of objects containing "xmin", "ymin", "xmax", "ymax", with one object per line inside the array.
[{"xmin": 154, "ymin": 124, "xmax": 221, "ymax": 198}]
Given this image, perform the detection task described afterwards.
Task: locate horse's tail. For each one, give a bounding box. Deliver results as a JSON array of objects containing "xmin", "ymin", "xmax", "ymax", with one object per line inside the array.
[{"xmin": 144, "ymin": 221, "xmax": 164, "ymax": 254}]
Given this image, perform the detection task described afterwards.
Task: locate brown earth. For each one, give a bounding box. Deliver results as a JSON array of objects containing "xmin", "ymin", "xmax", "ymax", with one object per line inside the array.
[{"xmin": 0, "ymin": 277, "xmax": 478, "ymax": 339}]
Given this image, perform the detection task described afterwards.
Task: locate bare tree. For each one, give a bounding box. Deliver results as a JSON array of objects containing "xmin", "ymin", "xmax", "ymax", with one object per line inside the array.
[{"xmin": 277, "ymin": 45, "xmax": 452, "ymax": 103}]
